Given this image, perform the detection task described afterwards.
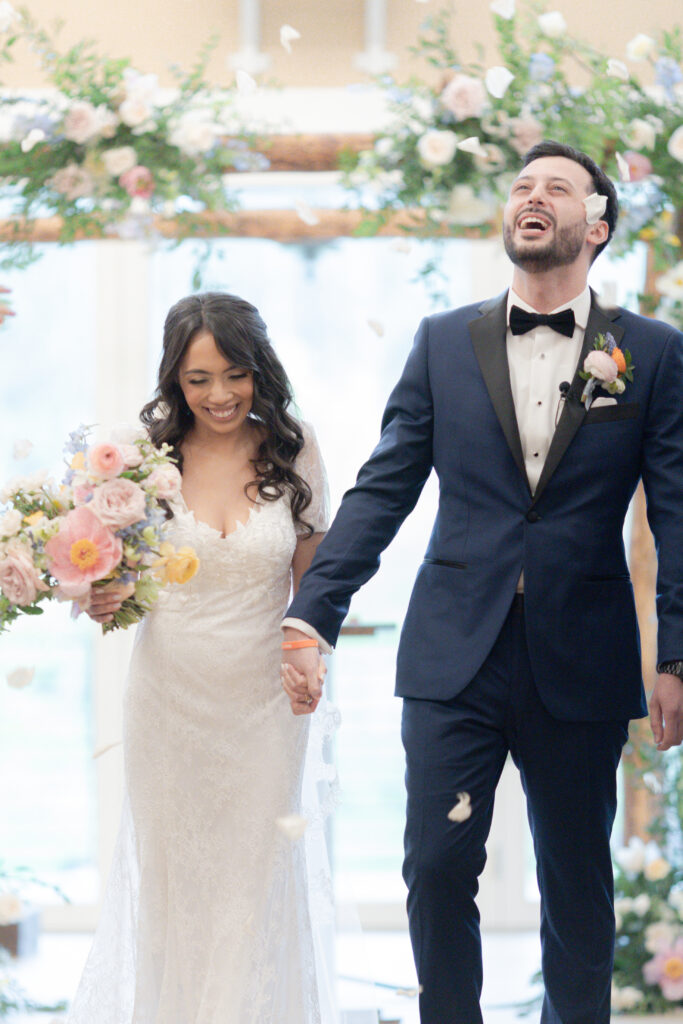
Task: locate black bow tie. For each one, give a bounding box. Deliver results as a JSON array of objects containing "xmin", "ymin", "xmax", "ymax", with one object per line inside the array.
[{"xmin": 509, "ymin": 305, "xmax": 576, "ymax": 338}]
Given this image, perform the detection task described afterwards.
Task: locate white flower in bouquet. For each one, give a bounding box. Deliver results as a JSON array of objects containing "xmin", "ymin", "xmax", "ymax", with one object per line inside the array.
[
  {"xmin": 644, "ymin": 919, "xmax": 678, "ymax": 954},
  {"xmin": 668, "ymin": 124, "xmax": 683, "ymax": 163},
  {"xmin": 610, "ymin": 984, "xmax": 645, "ymax": 1011},
  {"xmin": 625, "ymin": 33, "xmax": 656, "ymax": 61},
  {"xmin": 0, "ymin": 508, "xmax": 23, "ymax": 537},
  {"xmin": 417, "ymin": 129, "xmax": 458, "ymax": 167},
  {"xmin": 537, "ymin": 11, "xmax": 567, "ymax": 38},
  {"xmin": 102, "ymin": 146, "xmax": 138, "ymax": 177}
]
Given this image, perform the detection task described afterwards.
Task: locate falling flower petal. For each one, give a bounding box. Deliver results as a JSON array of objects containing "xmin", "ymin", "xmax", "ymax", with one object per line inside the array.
[
  {"xmin": 583, "ymin": 192, "xmax": 607, "ymax": 224},
  {"xmin": 280, "ymin": 25, "xmax": 301, "ymax": 53},
  {"xmin": 606, "ymin": 59, "xmax": 629, "ymax": 81},
  {"xmin": 6, "ymin": 666, "xmax": 35, "ymax": 689},
  {"xmin": 391, "ymin": 238, "xmax": 413, "ymax": 254},
  {"xmin": 235, "ymin": 69, "xmax": 257, "ymax": 95},
  {"xmin": 485, "ymin": 66, "xmax": 514, "ymax": 99},
  {"xmin": 367, "ymin": 318, "xmax": 385, "ymax": 337},
  {"xmin": 615, "ymin": 152, "xmax": 631, "ymax": 182},
  {"xmin": 276, "ymin": 814, "xmax": 308, "ymax": 840},
  {"xmin": 21, "ymin": 128, "xmax": 46, "ymax": 153},
  {"xmin": 458, "ymin": 136, "xmax": 489, "ymax": 158},
  {"xmin": 448, "ymin": 792, "xmax": 472, "ymax": 822},
  {"xmin": 294, "ymin": 200, "xmax": 319, "ymax": 226},
  {"xmin": 12, "ymin": 439, "xmax": 34, "ymax": 460},
  {"xmin": 490, "ymin": 0, "xmax": 515, "ymax": 17},
  {"xmin": 93, "ymin": 740, "xmax": 123, "ymax": 759}
]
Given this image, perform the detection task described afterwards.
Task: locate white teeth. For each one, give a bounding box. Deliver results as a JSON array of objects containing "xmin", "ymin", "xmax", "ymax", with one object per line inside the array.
[
  {"xmin": 519, "ymin": 215, "xmax": 549, "ymax": 230},
  {"xmin": 208, "ymin": 406, "xmax": 237, "ymax": 419}
]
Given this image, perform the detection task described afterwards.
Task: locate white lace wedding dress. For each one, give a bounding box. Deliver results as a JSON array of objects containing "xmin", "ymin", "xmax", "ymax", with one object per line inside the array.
[{"xmin": 67, "ymin": 424, "xmax": 337, "ymax": 1024}]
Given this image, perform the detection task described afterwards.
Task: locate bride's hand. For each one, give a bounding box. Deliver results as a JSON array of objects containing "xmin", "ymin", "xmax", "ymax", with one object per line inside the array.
[
  {"xmin": 86, "ymin": 581, "xmax": 136, "ymax": 624},
  {"xmin": 281, "ymin": 658, "xmax": 326, "ymax": 716}
]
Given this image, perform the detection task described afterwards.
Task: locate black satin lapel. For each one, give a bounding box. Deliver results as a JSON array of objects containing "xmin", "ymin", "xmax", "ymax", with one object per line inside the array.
[
  {"xmin": 531, "ymin": 303, "xmax": 625, "ymax": 505},
  {"xmin": 468, "ymin": 294, "xmax": 529, "ymax": 492}
]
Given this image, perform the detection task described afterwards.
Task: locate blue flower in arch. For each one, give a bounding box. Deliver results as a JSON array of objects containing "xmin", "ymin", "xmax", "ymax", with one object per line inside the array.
[{"xmin": 529, "ymin": 53, "xmax": 556, "ymax": 81}]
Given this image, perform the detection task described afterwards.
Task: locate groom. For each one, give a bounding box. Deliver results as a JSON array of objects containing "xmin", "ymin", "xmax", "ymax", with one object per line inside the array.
[{"xmin": 281, "ymin": 141, "xmax": 683, "ymax": 1023}]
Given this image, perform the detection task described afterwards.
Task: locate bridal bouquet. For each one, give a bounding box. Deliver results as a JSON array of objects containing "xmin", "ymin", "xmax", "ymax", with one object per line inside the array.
[{"xmin": 0, "ymin": 426, "xmax": 199, "ymax": 634}]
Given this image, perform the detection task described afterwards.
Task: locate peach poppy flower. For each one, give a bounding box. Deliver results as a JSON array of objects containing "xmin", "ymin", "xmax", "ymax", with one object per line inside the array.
[{"xmin": 45, "ymin": 506, "xmax": 122, "ymax": 597}]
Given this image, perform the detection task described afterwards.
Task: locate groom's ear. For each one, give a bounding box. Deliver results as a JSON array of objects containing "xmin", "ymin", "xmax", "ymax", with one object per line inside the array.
[{"xmin": 586, "ymin": 219, "xmax": 609, "ymax": 248}]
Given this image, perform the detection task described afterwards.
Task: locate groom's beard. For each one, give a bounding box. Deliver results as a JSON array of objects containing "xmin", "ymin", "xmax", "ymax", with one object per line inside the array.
[{"xmin": 503, "ymin": 218, "xmax": 586, "ymax": 273}]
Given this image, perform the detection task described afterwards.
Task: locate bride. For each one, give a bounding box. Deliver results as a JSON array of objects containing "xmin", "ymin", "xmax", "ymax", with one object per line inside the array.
[{"xmin": 67, "ymin": 292, "xmax": 332, "ymax": 1024}]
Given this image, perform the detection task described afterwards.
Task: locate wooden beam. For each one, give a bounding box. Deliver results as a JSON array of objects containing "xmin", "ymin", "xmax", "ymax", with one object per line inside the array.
[
  {"xmin": 255, "ymin": 133, "xmax": 375, "ymax": 171},
  {"xmin": 0, "ymin": 208, "xmax": 493, "ymax": 243}
]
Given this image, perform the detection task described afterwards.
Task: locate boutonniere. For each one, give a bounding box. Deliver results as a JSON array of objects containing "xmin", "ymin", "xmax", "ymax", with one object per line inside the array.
[{"xmin": 579, "ymin": 332, "xmax": 635, "ymax": 410}]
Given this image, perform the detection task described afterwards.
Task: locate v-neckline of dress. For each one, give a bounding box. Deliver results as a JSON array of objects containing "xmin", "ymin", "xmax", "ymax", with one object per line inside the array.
[{"xmin": 177, "ymin": 492, "xmax": 260, "ymax": 540}]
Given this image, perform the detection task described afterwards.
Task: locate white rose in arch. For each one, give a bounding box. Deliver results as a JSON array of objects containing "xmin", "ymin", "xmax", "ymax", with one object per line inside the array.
[
  {"xmin": 632, "ymin": 893, "xmax": 651, "ymax": 916},
  {"xmin": 667, "ymin": 124, "xmax": 683, "ymax": 163},
  {"xmin": 606, "ymin": 59, "xmax": 629, "ymax": 81},
  {"xmin": 490, "ymin": 0, "xmax": 515, "ymax": 19},
  {"xmin": 417, "ymin": 129, "xmax": 458, "ymax": 168},
  {"xmin": 626, "ymin": 118, "xmax": 657, "ymax": 151},
  {"xmin": 644, "ymin": 919, "xmax": 677, "ymax": 953},
  {"xmin": 102, "ymin": 146, "xmax": 138, "ymax": 177},
  {"xmin": 614, "ymin": 835, "xmax": 646, "ymax": 874},
  {"xmin": 537, "ymin": 11, "xmax": 567, "ymax": 38},
  {"xmin": 626, "ymin": 33, "xmax": 656, "ymax": 61}
]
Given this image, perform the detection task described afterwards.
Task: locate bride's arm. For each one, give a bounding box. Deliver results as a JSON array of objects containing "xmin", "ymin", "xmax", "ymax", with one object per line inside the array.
[{"xmin": 291, "ymin": 531, "xmax": 325, "ymax": 594}]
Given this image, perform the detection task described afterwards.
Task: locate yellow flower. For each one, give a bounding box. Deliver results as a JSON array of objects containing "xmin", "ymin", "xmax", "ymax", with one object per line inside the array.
[
  {"xmin": 70, "ymin": 451, "xmax": 86, "ymax": 470},
  {"xmin": 638, "ymin": 227, "xmax": 657, "ymax": 241},
  {"xmin": 665, "ymin": 234, "xmax": 681, "ymax": 247},
  {"xmin": 643, "ymin": 856, "xmax": 671, "ymax": 881},
  {"xmin": 164, "ymin": 546, "xmax": 199, "ymax": 585},
  {"xmin": 23, "ymin": 511, "xmax": 44, "ymax": 527}
]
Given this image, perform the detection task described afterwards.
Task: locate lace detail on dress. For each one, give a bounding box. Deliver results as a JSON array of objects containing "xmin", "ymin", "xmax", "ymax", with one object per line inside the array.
[
  {"xmin": 296, "ymin": 421, "xmax": 330, "ymax": 535},
  {"xmin": 66, "ymin": 455, "xmax": 336, "ymax": 1024}
]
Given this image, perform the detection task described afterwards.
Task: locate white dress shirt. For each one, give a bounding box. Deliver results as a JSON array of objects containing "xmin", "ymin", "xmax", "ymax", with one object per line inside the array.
[{"xmin": 283, "ymin": 285, "xmax": 592, "ymax": 647}]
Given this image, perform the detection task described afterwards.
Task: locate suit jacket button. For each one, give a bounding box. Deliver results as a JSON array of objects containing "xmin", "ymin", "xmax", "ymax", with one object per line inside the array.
[{"xmin": 526, "ymin": 510, "xmax": 540, "ymax": 523}]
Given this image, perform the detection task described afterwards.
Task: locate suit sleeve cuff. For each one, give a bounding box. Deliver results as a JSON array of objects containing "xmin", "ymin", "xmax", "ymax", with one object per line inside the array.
[{"xmin": 281, "ymin": 617, "xmax": 333, "ymax": 655}]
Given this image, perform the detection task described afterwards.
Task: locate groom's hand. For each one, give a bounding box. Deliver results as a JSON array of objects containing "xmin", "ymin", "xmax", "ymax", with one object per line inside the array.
[
  {"xmin": 649, "ymin": 672, "xmax": 683, "ymax": 750},
  {"xmin": 280, "ymin": 627, "xmax": 325, "ymax": 715}
]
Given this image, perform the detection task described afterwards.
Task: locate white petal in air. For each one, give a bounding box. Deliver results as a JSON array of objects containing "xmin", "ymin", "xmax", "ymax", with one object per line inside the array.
[
  {"xmin": 490, "ymin": 0, "xmax": 515, "ymax": 18},
  {"xmin": 391, "ymin": 238, "xmax": 413, "ymax": 254},
  {"xmin": 93, "ymin": 740, "xmax": 123, "ymax": 759},
  {"xmin": 583, "ymin": 192, "xmax": 608, "ymax": 224},
  {"xmin": 21, "ymin": 128, "xmax": 46, "ymax": 153},
  {"xmin": 367, "ymin": 318, "xmax": 385, "ymax": 337},
  {"xmin": 458, "ymin": 136, "xmax": 489, "ymax": 158},
  {"xmin": 7, "ymin": 666, "xmax": 35, "ymax": 689},
  {"xmin": 12, "ymin": 438, "xmax": 34, "ymax": 460},
  {"xmin": 276, "ymin": 814, "xmax": 309, "ymax": 840},
  {"xmin": 235, "ymin": 69, "xmax": 257, "ymax": 95},
  {"xmin": 485, "ymin": 66, "xmax": 514, "ymax": 99},
  {"xmin": 294, "ymin": 200, "xmax": 319, "ymax": 226},
  {"xmin": 615, "ymin": 152, "xmax": 631, "ymax": 183},
  {"xmin": 448, "ymin": 792, "xmax": 472, "ymax": 822},
  {"xmin": 280, "ymin": 25, "xmax": 301, "ymax": 53}
]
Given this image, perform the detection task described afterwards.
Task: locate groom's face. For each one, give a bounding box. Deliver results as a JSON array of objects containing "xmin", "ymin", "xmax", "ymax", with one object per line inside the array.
[{"xmin": 502, "ymin": 155, "xmax": 595, "ymax": 273}]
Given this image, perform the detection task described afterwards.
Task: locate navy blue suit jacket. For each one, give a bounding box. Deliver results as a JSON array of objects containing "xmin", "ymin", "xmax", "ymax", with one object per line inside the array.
[{"xmin": 288, "ymin": 291, "xmax": 683, "ymax": 722}]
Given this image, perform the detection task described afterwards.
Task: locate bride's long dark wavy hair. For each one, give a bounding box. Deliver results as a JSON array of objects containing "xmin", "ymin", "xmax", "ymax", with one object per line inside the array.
[{"xmin": 140, "ymin": 292, "xmax": 312, "ymax": 533}]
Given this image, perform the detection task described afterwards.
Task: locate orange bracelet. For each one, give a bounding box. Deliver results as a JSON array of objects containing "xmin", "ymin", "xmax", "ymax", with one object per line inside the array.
[{"xmin": 281, "ymin": 639, "xmax": 320, "ymax": 650}]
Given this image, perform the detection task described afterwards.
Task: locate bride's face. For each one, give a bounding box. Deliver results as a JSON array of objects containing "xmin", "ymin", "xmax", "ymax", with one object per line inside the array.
[{"xmin": 178, "ymin": 330, "xmax": 254, "ymax": 437}]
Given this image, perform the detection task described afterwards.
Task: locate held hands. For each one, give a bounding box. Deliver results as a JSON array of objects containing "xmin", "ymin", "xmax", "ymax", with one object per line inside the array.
[
  {"xmin": 281, "ymin": 629, "xmax": 326, "ymax": 715},
  {"xmin": 86, "ymin": 581, "xmax": 136, "ymax": 624},
  {"xmin": 649, "ymin": 672, "xmax": 683, "ymax": 751}
]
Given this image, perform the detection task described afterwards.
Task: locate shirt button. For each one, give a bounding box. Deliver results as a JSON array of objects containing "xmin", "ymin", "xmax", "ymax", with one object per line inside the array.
[
  {"xmin": 537, "ymin": 401, "xmax": 542, "ymax": 406},
  {"xmin": 540, "ymin": 353, "xmax": 546, "ymax": 360},
  {"xmin": 533, "ymin": 452, "xmax": 539, "ymax": 458},
  {"xmin": 526, "ymin": 510, "xmax": 540, "ymax": 523}
]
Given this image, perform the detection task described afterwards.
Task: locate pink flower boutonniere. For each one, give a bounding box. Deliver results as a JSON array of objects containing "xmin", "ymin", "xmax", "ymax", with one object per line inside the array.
[{"xmin": 579, "ymin": 332, "xmax": 635, "ymax": 410}]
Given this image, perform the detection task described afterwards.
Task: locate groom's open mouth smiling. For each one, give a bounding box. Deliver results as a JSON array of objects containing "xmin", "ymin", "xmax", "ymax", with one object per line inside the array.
[{"xmin": 516, "ymin": 211, "xmax": 553, "ymax": 236}]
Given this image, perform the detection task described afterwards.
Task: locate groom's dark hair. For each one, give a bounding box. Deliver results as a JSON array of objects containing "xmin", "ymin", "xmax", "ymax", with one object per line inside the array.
[{"xmin": 522, "ymin": 140, "xmax": 619, "ymax": 261}]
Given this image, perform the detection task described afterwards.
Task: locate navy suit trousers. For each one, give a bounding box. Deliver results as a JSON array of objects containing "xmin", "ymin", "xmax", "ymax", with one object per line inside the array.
[{"xmin": 401, "ymin": 595, "xmax": 629, "ymax": 1024}]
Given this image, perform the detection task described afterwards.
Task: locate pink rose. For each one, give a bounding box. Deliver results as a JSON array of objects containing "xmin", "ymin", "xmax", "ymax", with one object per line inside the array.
[
  {"xmin": 623, "ymin": 150, "xmax": 653, "ymax": 181},
  {"xmin": 88, "ymin": 443, "xmax": 125, "ymax": 479},
  {"xmin": 45, "ymin": 506, "xmax": 122, "ymax": 595},
  {"xmin": 119, "ymin": 165, "xmax": 155, "ymax": 199},
  {"xmin": 89, "ymin": 478, "xmax": 147, "ymax": 529},
  {"xmin": 584, "ymin": 350, "xmax": 618, "ymax": 383},
  {"xmin": 47, "ymin": 163, "xmax": 95, "ymax": 201},
  {"xmin": 509, "ymin": 116, "xmax": 544, "ymax": 156},
  {"xmin": 119, "ymin": 443, "xmax": 144, "ymax": 468},
  {"xmin": 144, "ymin": 464, "xmax": 182, "ymax": 500},
  {"xmin": 73, "ymin": 483, "xmax": 94, "ymax": 506},
  {"xmin": 440, "ymin": 74, "xmax": 487, "ymax": 121},
  {"xmin": 0, "ymin": 541, "xmax": 48, "ymax": 606}
]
